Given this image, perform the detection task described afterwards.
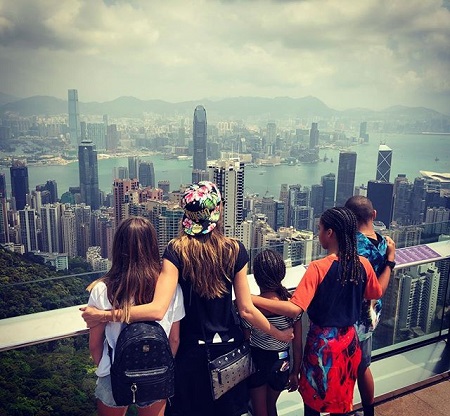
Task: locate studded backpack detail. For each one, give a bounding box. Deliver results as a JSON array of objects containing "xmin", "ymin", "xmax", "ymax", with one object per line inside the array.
[{"xmin": 109, "ymin": 321, "xmax": 175, "ymax": 406}]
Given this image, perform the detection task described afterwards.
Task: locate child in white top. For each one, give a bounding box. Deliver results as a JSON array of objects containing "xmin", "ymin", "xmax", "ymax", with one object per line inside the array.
[{"xmin": 86, "ymin": 217, "xmax": 185, "ymax": 416}]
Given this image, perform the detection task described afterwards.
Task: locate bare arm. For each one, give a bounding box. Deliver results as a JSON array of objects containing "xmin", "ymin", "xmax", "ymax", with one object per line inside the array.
[
  {"xmin": 234, "ymin": 266, "xmax": 293, "ymax": 343},
  {"xmin": 251, "ymin": 294, "xmax": 303, "ymax": 319},
  {"xmin": 81, "ymin": 258, "xmax": 179, "ymax": 327},
  {"xmin": 168, "ymin": 320, "xmax": 181, "ymax": 357},
  {"xmin": 89, "ymin": 322, "xmax": 106, "ymax": 366},
  {"xmin": 288, "ymin": 318, "xmax": 303, "ymax": 392},
  {"xmin": 378, "ymin": 236, "xmax": 396, "ymax": 295}
]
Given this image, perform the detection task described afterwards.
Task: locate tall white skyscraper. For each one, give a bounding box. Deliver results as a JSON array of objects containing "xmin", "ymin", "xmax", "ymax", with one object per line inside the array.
[
  {"xmin": 68, "ymin": 89, "xmax": 81, "ymax": 145},
  {"xmin": 19, "ymin": 206, "xmax": 38, "ymax": 252},
  {"xmin": 209, "ymin": 160, "xmax": 244, "ymax": 238},
  {"xmin": 40, "ymin": 204, "xmax": 61, "ymax": 253},
  {"xmin": 61, "ymin": 207, "xmax": 77, "ymax": 258}
]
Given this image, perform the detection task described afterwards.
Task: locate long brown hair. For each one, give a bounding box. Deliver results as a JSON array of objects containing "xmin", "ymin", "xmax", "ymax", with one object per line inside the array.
[
  {"xmin": 87, "ymin": 217, "xmax": 161, "ymax": 322},
  {"xmin": 171, "ymin": 226, "xmax": 240, "ymax": 299},
  {"xmin": 320, "ymin": 207, "xmax": 362, "ymax": 285}
]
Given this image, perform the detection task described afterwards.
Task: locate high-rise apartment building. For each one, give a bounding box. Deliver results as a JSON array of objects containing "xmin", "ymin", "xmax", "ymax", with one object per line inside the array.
[
  {"xmin": 0, "ymin": 174, "xmax": 8, "ymax": 244},
  {"xmin": 19, "ymin": 206, "xmax": 38, "ymax": 252},
  {"xmin": 61, "ymin": 207, "xmax": 77, "ymax": 258},
  {"xmin": 114, "ymin": 166, "xmax": 129, "ymax": 180},
  {"xmin": 78, "ymin": 139, "xmax": 100, "ymax": 210},
  {"xmin": 192, "ymin": 105, "xmax": 207, "ymax": 182},
  {"xmin": 376, "ymin": 144, "xmax": 392, "ymax": 182},
  {"xmin": 40, "ymin": 204, "xmax": 61, "ymax": 253},
  {"xmin": 210, "ymin": 160, "xmax": 244, "ymax": 238},
  {"xmin": 309, "ymin": 122, "xmax": 319, "ymax": 149},
  {"xmin": 0, "ymin": 202, "xmax": 8, "ymax": 244},
  {"xmin": 113, "ymin": 179, "xmax": 139, "ymax": 227},
  {"xmin": 128, "ymin": 156, "xmax": 139, "ymax": 180},
  {"xmin": 261, "ymin": 196, "xmax": 284, "ymax": 231},
  {"xmin": 411, "ymin": 177, "xmax": 426, "ymax": 224},
  {"xmin": 393, "ymin": 174, "xmax": 412, "ymax": 225},
  {"xmin": 10, "ymin": 160, "xmax": 29, "ymax": 211},
  {"xmin": 310, "ymin": 184, "xmax": 324, "ymax": 218},
  {"xmin": 158, "ymin": 180, "xmax": 170, "ymax": 197},
  {"xmin": 321, "ymin": 173, "xmax": 336, "ymax": 212},
  {"xmin": 336, "ymin": 151, "xmax": 357, "ymax": 206},
  {"xmin": 139, "ymin": 161, "xmax": 156, "ymax": 188},
  {"xmin": 157, "ymin": 204, "xmax": 184, "ymax": 256},
  {"xmin": 359, "ymin": 121, "xmax": 369, "ymax": 141},
  {"xmin": 87, "ymin": 123, "xmax": 107, "ymax": 150},
  {"xmin": 266, "ymin": 122, "xmax": 277, "ymax": 154},
  {"xmin": 68, "ymin": 89, "xmax": 81, "ymax": 144},
  {"xmin": 0, "ymin": 173, "xmax": 6, "ymax": 199},
  {"xmin": 367, "ymin": 180, "xmax": 394, "ymax": 228},
  {"xmin": 74, "ymin": 204, "xmax": 92, "ymax": 257}
]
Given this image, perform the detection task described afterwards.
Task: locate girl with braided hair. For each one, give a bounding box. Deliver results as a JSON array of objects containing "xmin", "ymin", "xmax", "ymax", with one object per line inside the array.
[
  {"xmin": 241, "ymin": 249, "xmax": 302, "ymax": 416},
  {"xmin": 252, "ymin": 207, "xmax": 382, "ymax": 416}
]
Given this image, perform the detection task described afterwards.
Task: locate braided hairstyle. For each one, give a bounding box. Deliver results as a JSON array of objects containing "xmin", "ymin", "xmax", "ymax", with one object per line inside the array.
[
  {"xmin": 320, "ymin": 207, "xmax": 362, "ymax": 286},
  {"xmin": 253, "ymin": 249, "xmax": 291, "ymax": 300}
]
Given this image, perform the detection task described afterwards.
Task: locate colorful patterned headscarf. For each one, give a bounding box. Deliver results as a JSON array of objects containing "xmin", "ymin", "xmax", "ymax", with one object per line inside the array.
[{"xmin": 181, "ymin": 181, "xmax": 222, "ymax": 236}]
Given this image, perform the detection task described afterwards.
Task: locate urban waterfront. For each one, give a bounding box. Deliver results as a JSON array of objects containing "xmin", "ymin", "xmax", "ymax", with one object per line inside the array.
[{"xmin": 1, "ymin": 133, "xmax": 448, "ymax": 198}]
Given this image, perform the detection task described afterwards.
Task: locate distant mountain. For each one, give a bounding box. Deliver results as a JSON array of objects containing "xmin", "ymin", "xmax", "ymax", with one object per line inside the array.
[
  {"xmin": 0, "ymin": 93, "xmax": 447, "ymax": 121},
  {"xmin": 1, "ymin": 95, "xmax": 67, "ymax": 116},
  {"xmin": 0, "ymin": 92, "xmax": 21, "ymax": 106}
]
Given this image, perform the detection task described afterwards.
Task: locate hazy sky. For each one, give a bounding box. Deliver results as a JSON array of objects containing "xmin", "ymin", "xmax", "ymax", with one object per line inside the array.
[{"xmin": 1, "ymin": 0, "xmax": 449, "ymax": 112}]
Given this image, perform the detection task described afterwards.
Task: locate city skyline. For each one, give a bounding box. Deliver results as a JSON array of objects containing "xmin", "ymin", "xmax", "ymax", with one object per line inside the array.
[{"xmin": 0, "ymin": 1, "xmax": 449, "ymax": 113}]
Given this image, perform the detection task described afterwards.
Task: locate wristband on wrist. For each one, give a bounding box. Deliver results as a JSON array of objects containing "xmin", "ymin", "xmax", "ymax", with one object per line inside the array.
[{"xmin": 385, "ymin": 260, "xmax": 396, "ymax": 271}]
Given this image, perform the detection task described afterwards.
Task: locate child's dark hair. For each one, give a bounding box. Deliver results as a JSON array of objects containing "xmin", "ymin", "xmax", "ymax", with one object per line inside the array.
[
  {"xmin": 253, "ymin": 249, "xmax": 290, "ymax": 300},
  {"xmin": 320, "ymin": 207, "xmax": 362, "ymax": 285},
  {"xmin": 344, "ymin": 195, "xmax": 375, "ymax": 225}
]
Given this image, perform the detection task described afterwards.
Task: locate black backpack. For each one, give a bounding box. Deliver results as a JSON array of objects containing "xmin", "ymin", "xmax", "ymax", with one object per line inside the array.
[{"xmin": 109, "ymin": 321, "xmax": 175, "ymax": 406}]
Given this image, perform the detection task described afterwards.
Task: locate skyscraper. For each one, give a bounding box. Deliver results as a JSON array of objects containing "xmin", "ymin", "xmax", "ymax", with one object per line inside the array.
[
  {"xmin": 321, "ymin": 173, "xmax": 336, "ymax": 212},
  {"xmin": 68, "ymin": 89, "xmax": 81, "ymax": 145},
  {"xmin": 336, "ymin": 151, "xmax": 357, "ymax": 206},
  {"xmin": 113, "ymin": 178, "xmax": 139, "ymax": 227},
  {"xmin": 78, "ymin": 139, "xmax": 100, "ymax": 210},
  {"xmin": 309, "ymin": 122, "xmax": 319, "ymax": 149},
  {"xmin": 139, "ymin": 161, "xmax": 155, "ymax": 188},
  {"xmin": 40, "ymin": 204, "xmax": 61, "ymax": 253},
  {"xmin": 359, "ymin": 121, "xmax": 369, "ymax": 141},
  {"xmin": 0, "ymin": 173, "xmax": 6, "ymax": 199},
  {"xmin": 192, "ymin": 105, "xmax": 207, "ymax": 179},
  {"xmin": 10, "ymin": 160, "xmax": 29, "ymax": 211},
  {"xmin": 128, "ymin": 156, "xmax": 139, "ymax": 180},
  {"xmin": 0, "ymin": 173, "xmax": 8, "ymax": 244},
  {"xmin": 210, "ymin": 160, "xmax": 244, "ymax": 238},
  {"xmin": 310, "ymin": 184, "xmax": 324, "ymax": 218},
  {"xmin": 19, "ymin": 206, "xmax": 38, "ymax": 252},
  {"xmin": 367, "ymin": 180, "xmax": 394, "ymax": 228},
  {"xmin": 61, "ymin": 207, "xmax": 77, "ymax": 258},
  {"xmin": 266, "ymin": 122, "xmax": 276, "ymax": 154},
  {"xmin": 376, "ymin": 144, "xmax": 392, "ymax": 182}
]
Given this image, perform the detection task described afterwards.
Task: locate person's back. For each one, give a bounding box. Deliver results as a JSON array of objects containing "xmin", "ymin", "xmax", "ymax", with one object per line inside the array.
[
  {"xmin": 345, "ymin": 196, "xmax": 396, "ymax": 416},
  {"xmin": 241, "ymin": 249, "xmax": 302, "ymax": 416},
  {"xmin": 86, "ymin": 217, "xmax": 185, "ymax": 416}
]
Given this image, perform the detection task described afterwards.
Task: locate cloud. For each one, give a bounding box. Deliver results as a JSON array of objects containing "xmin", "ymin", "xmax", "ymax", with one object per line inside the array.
[{"xmin": 0, "ymin": 0, "xmax": 449, "ymax": 112}]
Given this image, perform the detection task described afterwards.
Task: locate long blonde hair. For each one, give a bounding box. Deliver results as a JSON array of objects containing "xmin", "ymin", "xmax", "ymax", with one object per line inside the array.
[
  {"xmin": 171, "ymin": 226, "xmax": 239, "ymax": 299},
  {"xmin": 87, "ymin": 217, "xmax": 161, "ymax": 322}
]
